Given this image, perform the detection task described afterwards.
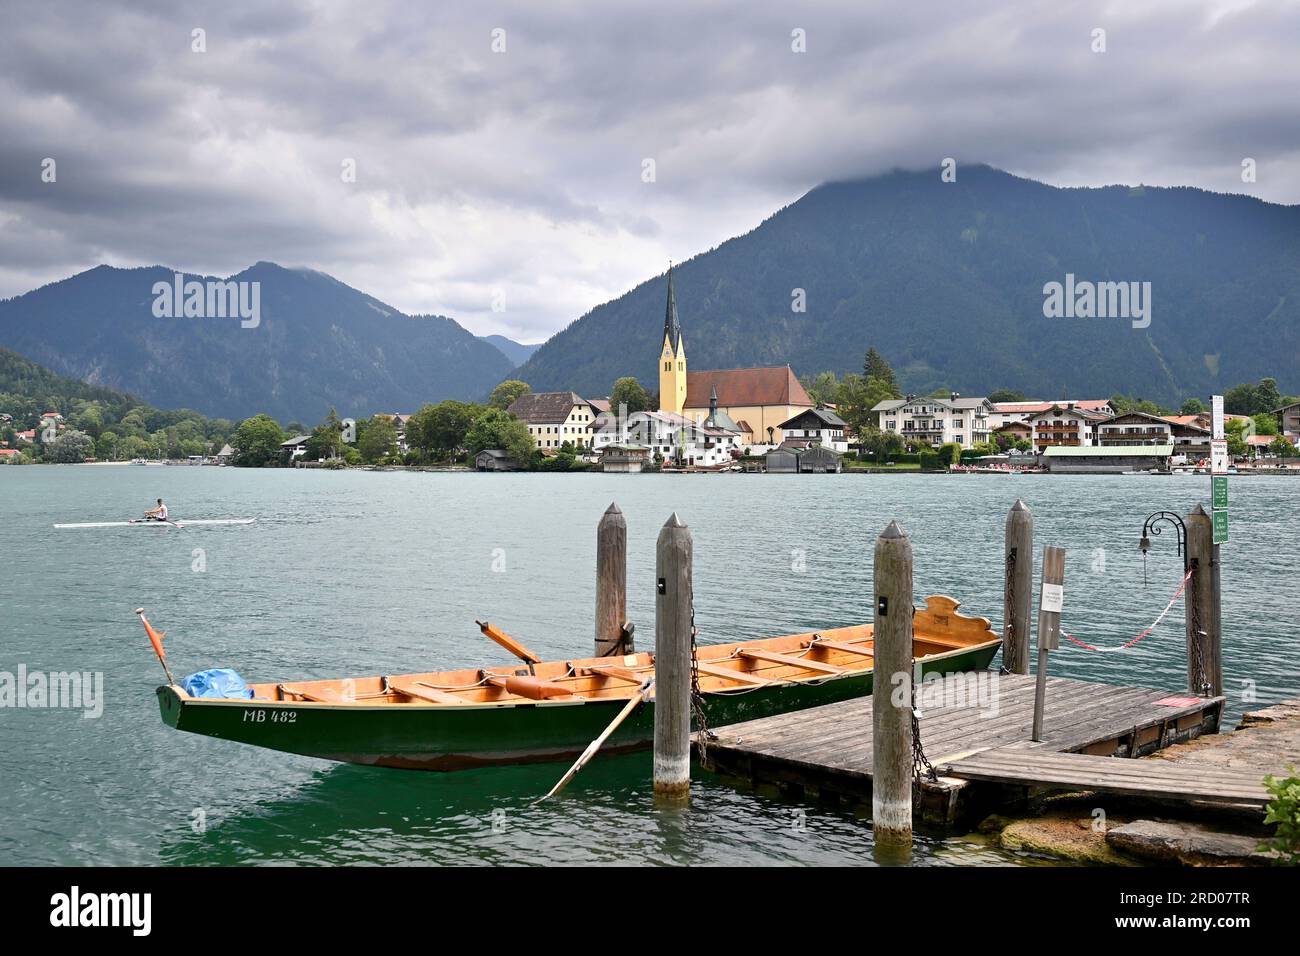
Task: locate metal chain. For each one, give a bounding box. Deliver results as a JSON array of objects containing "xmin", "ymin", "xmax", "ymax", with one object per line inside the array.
[
  {"xmin": 910, "ymin": 659, "xmax": 938, "ymax": 783},
  {"xmin": 687, "ymin": 577, "xmax": 714, "ymax": 764},
  {"xmin": 1187, "ymin": 563, "xmax": 1210, "ymax": 696},
  {"xmin": 1000, "ymin": 548, "xmax": 1016, "ymax": 675}
]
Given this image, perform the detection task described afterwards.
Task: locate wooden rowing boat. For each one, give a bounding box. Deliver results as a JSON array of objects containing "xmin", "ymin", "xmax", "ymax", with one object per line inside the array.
[{"xmin": 156, "ymin": 595, "xmax": 1001, "ymax": 771}]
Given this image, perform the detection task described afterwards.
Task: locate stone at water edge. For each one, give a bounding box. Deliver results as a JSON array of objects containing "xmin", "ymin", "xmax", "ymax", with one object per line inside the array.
[{"xmin": 1105, "ymin": 819, "xmax": 1278, "ymax": 866}]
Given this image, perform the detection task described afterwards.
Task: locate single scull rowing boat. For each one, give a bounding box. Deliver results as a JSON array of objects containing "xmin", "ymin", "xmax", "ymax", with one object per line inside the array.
[{"xmin": 53, "ymin": 518, "xmax": 257, "ymax": 529}]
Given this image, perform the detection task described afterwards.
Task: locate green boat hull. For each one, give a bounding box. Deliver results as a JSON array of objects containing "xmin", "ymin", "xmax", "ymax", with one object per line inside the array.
[{"xmin": 157, "ymin": 642, "xmax": 999, "ymax": 771}]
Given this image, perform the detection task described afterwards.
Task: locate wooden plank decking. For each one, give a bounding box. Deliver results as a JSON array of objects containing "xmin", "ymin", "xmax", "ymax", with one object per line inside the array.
[
  {"xmin": 700, "ymin": 673, "xmax": 1229, "ymax": 826},
  {"xmin": 946, "ymin": 748, "xmax": 1271, "ymax": 809}
]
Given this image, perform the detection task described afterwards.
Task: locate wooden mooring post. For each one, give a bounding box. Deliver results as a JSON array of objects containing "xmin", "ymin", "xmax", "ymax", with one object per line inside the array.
[
  {"xmin": 654, "ymin": 513, "xmax": 692, "ymax": 799},
  {"xmin": 595, "ymin": 502, "xmax": 631, "ymax": 657},
  {"xmin": 1030, "ymin": 545, "xmax": 1065, "ymax": 743},
  {"xmin": 872, "ymin": 520, "xmax": 913, "ymax": 853},
  {"xmin": 1184, "ymin": 504, "xmax": 1222, "ymax": 697},
  {"xmin": 1003, "ymin": 499, "xmax": 1034, "ymax": 675}
]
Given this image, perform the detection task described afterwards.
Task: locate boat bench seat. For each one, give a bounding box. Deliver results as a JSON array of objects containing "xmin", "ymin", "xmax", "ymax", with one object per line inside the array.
[
  {"xmin": 279, "ymin": 684, "xmax": 348, "ymax": 704},
  {"xmin": 389, "ymin": 680, "xmax": 469, "ymax": 705},
  {"xmin": 737, "ymin": 648, "xmax": 845, "ymax": 675}
]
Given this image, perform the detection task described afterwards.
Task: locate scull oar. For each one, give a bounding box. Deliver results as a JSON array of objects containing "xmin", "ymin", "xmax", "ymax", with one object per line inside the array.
[
  {"xmin": 476, "ymin": 620, "xmax": 542, "ymax": 674},
  {"xmin": 53, "ymin": 518, "xmax": 256, "ymax": 529},
  {"xmin": 542, "ymin": 678, "xmax": 654, "ymax": 800}
]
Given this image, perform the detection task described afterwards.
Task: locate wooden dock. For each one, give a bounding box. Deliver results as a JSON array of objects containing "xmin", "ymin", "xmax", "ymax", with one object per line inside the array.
[{"xmin": 699, "ymin": 673, "xmax": 1247, "ymax": 827}]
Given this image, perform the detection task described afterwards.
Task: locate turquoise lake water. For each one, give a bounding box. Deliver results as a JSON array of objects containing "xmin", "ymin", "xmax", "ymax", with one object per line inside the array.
[{"xmin": 1, "ymin": 465, "xmax": 1296, "ymax": 866}]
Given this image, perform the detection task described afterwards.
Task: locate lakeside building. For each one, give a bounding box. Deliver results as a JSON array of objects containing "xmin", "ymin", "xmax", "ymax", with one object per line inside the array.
[
  {"xmin": 778, "ymin": 407, "xmax": 849, "ymax": 453},
  {"xmin": 1273, "ymin": 401, "xmax": 1300, "ymax": 441},
  {"xmin": 592, "ymin": 396, "xmax": 741, "ymax": 469},
  {"xmin": 473, "ymin": 449, "xmax": 520, "ymax": 471},
  {"xmin": 1029, "ymin": 403, "xmax": 1111, "ymax": 452},
  {"xmin": 657, "ymin": 267, "xmax": 814, "ymax": 447},
  {"xmin": 279, "ymin": 434, "xmax": 311, "ymax": 462},
  {"xmin": 989, "ymin": 399, "xmax": 1114, "ymax": 429},
  {"xmin": 508, "ymin": 391, "xmax": 603, "ymax": 451},
  {"xmin": 871, "ymin": 393, "xmax": 994, "ymax": 449},
  {"xmin": 1040, "ymin": 444, "xmax": 1174, "ymax": 474},
  {"xmin": 1095, "ymin": 411, "xmax": 1186, "ymax": 447}
]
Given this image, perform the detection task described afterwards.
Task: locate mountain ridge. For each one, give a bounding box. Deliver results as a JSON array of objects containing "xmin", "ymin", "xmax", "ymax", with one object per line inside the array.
[
  {"xmin": 0, "ymin": 261, "xmax": 514, "ymax": 422},
  {"xmin": 513, "ymin": 165, "xmax": 1300, "ymax": 404}
]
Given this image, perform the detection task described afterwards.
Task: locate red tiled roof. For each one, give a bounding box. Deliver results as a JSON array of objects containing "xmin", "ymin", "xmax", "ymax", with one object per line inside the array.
[
  {"xmin": 0, "ymin": 449, "xmax": 19, "ymax": 456},
  {"xmin": 992, "ymin": 400, "xmax": 1111, "ymax": 414},
  {"xmin": 684, "ymin": 367, "xmax": 812, "ymax": 409},
  {"xmin": 589, "ymin": 399, "xmax": 611, "ymax": 413}
]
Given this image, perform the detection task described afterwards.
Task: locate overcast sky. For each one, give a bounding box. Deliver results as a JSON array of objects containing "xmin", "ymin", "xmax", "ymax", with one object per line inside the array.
[{"xmin": 1, "ymin": 0, "xmax": 1297, "ymax": 341}]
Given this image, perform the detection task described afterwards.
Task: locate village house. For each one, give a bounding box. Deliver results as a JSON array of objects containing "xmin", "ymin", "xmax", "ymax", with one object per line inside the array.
[
  {"xmin": 989, "ymin": 399, "xmax": 1114, "ymax": 430},
  {"xmin": 1029, "ymin": 403, "xmax": 1111, "ymax": 452},
  {"xmin": 508, "ymin": 391, "xmax": 603, "ymax": 451},
  {"xmin": 279, "ymin": 434, "xmax": 311, "ymax": 462},
  {"xmin": 872, "ymin": 393, "xmax": 994, "ymax": 450},
  {"xmin": 592, "ymin": 401, "xmax": 741, "ymax": 469},
  {"xmin": 1094, "ymin": 411, "xmax": 1179, "ymax": 447},
  {"xmin": 777, "ymin": 406, "xmax": 849, "ymax": 453},
  {"xmin": 1273, "ymin": 401, "xmax": 1300, "ymax": 441}
]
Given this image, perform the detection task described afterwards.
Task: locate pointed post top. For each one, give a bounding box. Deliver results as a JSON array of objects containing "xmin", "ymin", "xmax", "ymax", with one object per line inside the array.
[
  {"xmin": 1010, "ymin": 498, "xmax": 1029, "ymax": 512},
  {"xmin": 1190, "ymin": 502, "xmax": 1209, "ymax": 517},
  {"xmin": 880, "ymin": 519, "xmax": 907, "ymax": 539},
  {"xmin": 604, "ymin": 502, "xmax": 622, "ymax": 515},
  {"xmin": 664, "ymin": 512, "xmax": 687, "ymax": 529}
]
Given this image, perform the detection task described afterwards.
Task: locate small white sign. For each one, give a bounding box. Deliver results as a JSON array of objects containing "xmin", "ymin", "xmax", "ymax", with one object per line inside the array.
[
  {"xmin": 1041, "ymin": 583, "xmax": 1064, "ymax": 613},
  {"xmin": 1211, "ymin": 395, "xmax": 1224, "ymax": 441},
  {"xmin": 1211, "ymin": 438, "xmax": 1229, "ymax": 475}
]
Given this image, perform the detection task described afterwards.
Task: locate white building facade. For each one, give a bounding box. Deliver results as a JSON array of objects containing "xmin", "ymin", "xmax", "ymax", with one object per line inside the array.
[{"xmin": 872, "ymin": 394, "xmax": 994, "ymax": 449}]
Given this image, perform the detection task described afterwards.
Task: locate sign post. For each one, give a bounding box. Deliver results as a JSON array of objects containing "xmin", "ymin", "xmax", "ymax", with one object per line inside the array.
[
  {"xmin": 1030, "ymin": 545, "xmax": 1065, "ymax": 743},
  {"xmin": 1207, "ymin": 396, "xmax": 1226, "ymax": 691}
]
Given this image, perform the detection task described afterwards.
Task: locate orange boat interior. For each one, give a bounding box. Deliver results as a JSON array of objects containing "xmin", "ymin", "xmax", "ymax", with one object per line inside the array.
[{"xmin": 231, "ymin": 595, "xmax": 998, "ymax": 707}]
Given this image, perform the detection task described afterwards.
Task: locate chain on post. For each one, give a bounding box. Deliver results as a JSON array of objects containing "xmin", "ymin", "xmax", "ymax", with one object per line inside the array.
[
  {"xmin": 1000, "ymin": 548, "xmax": 1016, "ymax": 675},
  {"xmin": 909, "ymin": 604, "xmax": 937, "ymax": 783},
  {"xmin": 910, "ymin": 659, "xmax": 937, "ymax": 784},
  {"xmin": 687, "ymin": 578, "xmax": 713, "ymax": 764},
  {"xmin": 1187, "ymin": 563, "xmax": 1210, "ymax": 696}
]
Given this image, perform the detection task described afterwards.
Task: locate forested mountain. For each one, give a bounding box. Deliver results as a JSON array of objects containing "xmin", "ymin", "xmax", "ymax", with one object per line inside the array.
[
  {"xmin": 0, "ymin": 262, "xmax": 514, "ymax": 422},
  {"xmin": 515, "ymin": 166, "xmax": 1300, "ymax": 404}
]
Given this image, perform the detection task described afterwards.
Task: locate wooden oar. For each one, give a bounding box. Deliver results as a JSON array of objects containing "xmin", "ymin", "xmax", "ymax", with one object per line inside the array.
[
  {"xmin": 476, "ymin": 620, "xmax": 542, "ymax": 674},
  {"xmin": 542, "ymin": 679, "xmax": 654, "ymax": 800}
]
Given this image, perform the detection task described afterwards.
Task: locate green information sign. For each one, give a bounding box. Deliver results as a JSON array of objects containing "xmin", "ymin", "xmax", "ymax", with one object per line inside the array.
[
  {"xmin": 1212, "ymin": 475, "xmax": 1228, "ymax": 511},
  {"xmin": 1213, "ymin": 509, "xmax": 1229, "ymax": 544}
]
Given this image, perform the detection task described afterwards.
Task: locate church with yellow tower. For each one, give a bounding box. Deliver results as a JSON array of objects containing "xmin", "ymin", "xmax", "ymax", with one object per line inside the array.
[{"xmin": 656, "ymin": 266, "xmax": 814, "ymax": 447}]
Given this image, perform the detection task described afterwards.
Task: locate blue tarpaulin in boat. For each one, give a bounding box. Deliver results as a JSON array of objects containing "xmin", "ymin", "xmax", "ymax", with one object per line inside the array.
[{"xmin": 180, "ymin": 668, "xmax": 254, "ymax": 699}]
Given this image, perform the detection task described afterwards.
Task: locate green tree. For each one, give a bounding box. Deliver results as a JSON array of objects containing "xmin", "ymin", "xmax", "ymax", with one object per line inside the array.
[
  {"xmin": 863, "ymin": 348, "xmax": 901, "ymax": 398},
  {"xmin": 233, "ymin": 414, "xmax": 285, "ymax": 467},
  {"xmin": 609, "ymin": 377, "xmax": 650, "ymax": 414},
  {"xmin": 357, "ymin": 415, "xmax": 399, "ymax": 462},
  {"xmin": 1269, "ymin": 435, "xmax": 1297, "ymax": 457},
  {"xmin": 464, "ymin": 408, "xmax": 533, "ymax": 463},
  {"xmin": 306, "ymin": 408, "xmax": 345, "ymax": 460},
  {"xmin": 1223, "ymin": 382, "xmax": 1259, "ymax": 416},
  {"xmin": 1254, "ymin": 413, "xmax": 1279, "ymax": 436},
  {"xmin": 1225, "ymin": 418, "xmax": 1249, "ymax": 457},
  {"xmin": 1180, "ymin": 398, "xmax": 1207, "ymax": 415},
  {"xmin": 489, "ymin": 380, "xmax": 531, "ymax": 410},
  {"xmin": 46, "ymin": 429, "xmax": 94, "ymax": 462},
  {"xmin": 407, "ymin": 400, "xmax": 483, "ymax": 459},
  {"xmin": 800, "ymin": 371, "xmax": 840, "ymax": 406},
  {"xmin": 988, "ymin": 389, "xmax": 1027, "ymax": 404},
  {"xmin": 1255, "ymin": 378, "xmax": 1283, "ymax": 414}
]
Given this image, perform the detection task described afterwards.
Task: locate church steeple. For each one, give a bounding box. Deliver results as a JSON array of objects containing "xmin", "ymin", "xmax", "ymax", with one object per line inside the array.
[
  {"xmin": 658, "ymin": 264, "xmax": 688, "ymax": 415},
  {"xmin": 664, "ymin": 265, "xmax": 683, "ymax": 355}
]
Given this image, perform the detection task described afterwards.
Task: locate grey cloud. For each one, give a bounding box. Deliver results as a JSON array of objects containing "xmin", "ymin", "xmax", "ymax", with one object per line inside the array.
[{"xmin": 1, "ymin": 0, "xmax": 1297, "ymax": 341}]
